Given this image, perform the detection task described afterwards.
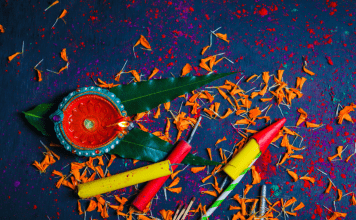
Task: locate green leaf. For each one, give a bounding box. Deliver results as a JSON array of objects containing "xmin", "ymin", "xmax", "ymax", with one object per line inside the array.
[
  {"xmin": 110, "ymin": 72, "xmax": 236, "ymax": 116},
  {"xmin": 110, "ymin": 128, "xmax": 220, "ymax": 166},
  {"xmin": 111, "ymin": 128, "xmax": 172, "ymax": 162},
  {"xmin": 23, "ymin": 103, "xmax": 56, "ymax": 136},
  {"xmin": 181, "ymin": 153, "xmax": 220, "ymax": 166}
]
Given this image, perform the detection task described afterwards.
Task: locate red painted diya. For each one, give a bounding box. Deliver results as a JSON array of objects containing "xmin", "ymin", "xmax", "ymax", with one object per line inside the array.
[{"xmin": 50, "ymin": 87, "xmax": 133, "ymax": 156}]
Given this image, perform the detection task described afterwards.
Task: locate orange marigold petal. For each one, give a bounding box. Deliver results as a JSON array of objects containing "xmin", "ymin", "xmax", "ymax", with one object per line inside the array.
[
  {"xmin": 101, "ymin": 204, "xmax": 109, "ymax": 218},
  {"xmin": 201, "ymin": 190, "xmax": 217, "ymax": 197},
  {"xmin": 191, "ymin": 166, "xmax": 206, "ymax": 173},
  {"xmin": 166, "ymin": 187, "xmax": 182, "ymax": 194},
  {"xmin": 107, "ymin": 154, "xmax": 117, "ymax": 168},
  {"xmin": 246, "ymin": 74, "xmax": 258, "ymax": 82},
  {"xmin": 202, "ymin": 175, "xmax": 212, "ymax": 183},
  {"xmin": 159, "ymin": 209, "xmax": 174, "ymax": 220},
  {"xmin": 86, "ymin": 200, "xmax": 97, "ymax": 212},
  {"xmin": 329, "ymin": 212, "xmax": 347, "ymax": 220},
  {"xmin": 220, "ymin": 108, "xmax": 233, "ymax": 119},
  {"xmin": 287, "ymin": 169, "xmax": 299, "ymax": 182},
  {"xmin": 139, "ymin": 35, "xmax": 151, "ymax": 50},
  {"xmin": 181, "ymin": 63, "xmax": 192, "ymax": 76},
  {"xmin": 60, "ymin": 48, "xmax": 68, "ymax": 62},
  {"xmin": 300, "ymin": 176, "xmax": 315, "ymax": 184},
  {"xmin": 262, "ymin": 71, "xmax": 270, "ymax": 84},
  {"xmin": 249, "ymin": 107, "xmax": 261, "ymax": 119},
  {"xmin": 251, "ymin": 166, "xmax": 261, "ymax": 184},
  {"xmin": 52, "ymin": 170, "xmax": 63, "ymax": 176},
  {"xmin": 95, "ymin": 166, "xmax": 105, "ymax": 178},
  {"xmin": 58, "ymin": 9, "xmax": 68, "ymax": 19},
  {"xmin": 305, "ymin": 121, "xmax": 322, "ymax": 128},
  {"xmin": 207, "ymin": 148, "xmax": 212, "ymax": 160},
  {"xmin": 303, "ymin": 65, "xmax": 315, "ymax": 76},
  {"xmin": 137, "ymin": 123, "xmax": 149, "ymax": 132},
  {"xmin": 170, "ymin": 170, "xmax": 181, "ymax": 179},
  {"xmin": 278, "ymin": 69, "xmax": 284, "ymax": 81},
  {"xmin": 78, "ymin": 200, "xmax": 84, "ymax": 215},
  {"xmin": 55, "ymin": 176, "xmax": 65, "ymax": 188},
  {"xmin": 293, "ymin": 202, "xmax": 305, "ymax": 211},
  {"xmin": 325, "ymin": 180, "xmax": 333, "ymax": 194},
  {"xmin": 153, "ymin": 105, "xmax": 161, "ymax": 119},
  {"xmin": 201, "ymin": 45, "xmax": 210, "ymax": 55},
  {"xmin": 290, "ymin": 155, "xmax": 304, "ymax": 160},
  {"xmin": 168, "ymin": 177, "xmax": 180, "ymax": 188},
  {"xmin": 284, "ymin": 197, "xmax": 297, "ymax": 207},
  {"xmin": 58, "ymin": 65, "xmax": 68, "ymax": 74},
  {"xmin": 35, "ymin": 69, "xmax": 43, "ymax": 82},
  {"xmin": 215, "ymin": 136, "xmax": 227, "ymax": 145},
  {"xmin": 8, "ymin": 52, "xmax": 22, "ymax": 62},
  {"xmin": 346, "ymin": 153, "xmax": 354, "ymax": 162},
  {"xmin": 229, "ymin": 205, "xmax": 241, "ymax": 210},
  {"xmin": 336, "ymin": 189, "xmax": 343, "ymax": 201},
  {"xmin": 351, "ymin": 194, "xmax": 356, "ymax": 205},
  {"xmin": 148, "ymin": 67, "xmax": 159, "ymax": 80},
  {"xmin": 138, "ymin": 215, "xmax": 153, "ymax": 220},
  {"xmin": 215, "ymin": 33, "xmax": 230, "ymax": 43},
  {"xmin": 199, "ymin": 61, "xmax": 211, "ymax": 72},
  {"xmin": 33, "ymin": 160, "xmax": 44, "ymax": 172},
  {"xmin": 244, "ymin": 184, "xmax": 253, "ymax": 196},
  {"xmin": 129, "ymin": 70, "xmax": 140, "ymax": 82}
]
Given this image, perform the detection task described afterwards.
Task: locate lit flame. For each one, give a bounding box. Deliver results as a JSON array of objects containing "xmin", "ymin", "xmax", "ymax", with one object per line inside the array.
[
  {"xmin": 118, "ymin": 121, "xmax": 130, "ymax": 127},
  {"xmin": 106, "ymin": 121, "xmax": 130, "ymax": 128}
]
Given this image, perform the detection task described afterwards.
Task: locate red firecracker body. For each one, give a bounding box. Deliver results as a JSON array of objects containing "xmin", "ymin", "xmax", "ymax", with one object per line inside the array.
[{"xmin": 132, "ymin": 140, "xmax": 192, "ymax": 211}]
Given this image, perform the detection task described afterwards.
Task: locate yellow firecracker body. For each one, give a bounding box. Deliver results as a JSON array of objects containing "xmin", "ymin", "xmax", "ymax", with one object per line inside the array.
[
  {"xmin": 78, "ymin": 160, "xmax": 172, "ymax": 198},
  {"xmin": 222, "ymin": 139, "xmax": 260, "ymax": 180}
]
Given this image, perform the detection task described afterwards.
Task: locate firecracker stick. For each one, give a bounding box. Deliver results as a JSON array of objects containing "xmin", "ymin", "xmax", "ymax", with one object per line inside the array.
[
  {"xmin": 259, "ymin": 185, "xmax": 267, "ymax": 220},
  {"xmin": 172, "ymin": 204, "xmax": 183, "ymax": 220},
  {"xmin": 179, "ymin": 197, "xmax": 196, "ymax": 220},
  {"xmin": 201, "ymin": 153, "xmax": 260, "ymax": 220},
  {"xmin": 201, "ymin": 118, "xmax": 286, "ymax": 220}
]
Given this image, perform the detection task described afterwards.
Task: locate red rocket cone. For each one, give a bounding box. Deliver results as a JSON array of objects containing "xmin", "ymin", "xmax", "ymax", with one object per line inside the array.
[{"xmin": 251, "ymin": 117, "xmax": 286, "ymax": 154}]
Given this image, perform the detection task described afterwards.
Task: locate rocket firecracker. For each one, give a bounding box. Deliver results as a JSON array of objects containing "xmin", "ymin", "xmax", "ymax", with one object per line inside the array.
[{"xmin": 202, "ymin": 118, "xmax": 286, "ymax": 220}]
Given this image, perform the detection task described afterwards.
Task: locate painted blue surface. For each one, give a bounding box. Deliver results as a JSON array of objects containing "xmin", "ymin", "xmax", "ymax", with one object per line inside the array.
[{"xmin": 0, "ymin": 0, "xmax": 355, "ymax": 219}]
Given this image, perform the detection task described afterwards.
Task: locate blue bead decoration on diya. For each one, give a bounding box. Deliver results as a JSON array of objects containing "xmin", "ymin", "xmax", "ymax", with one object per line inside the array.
[{"xmin": 49, "ymin": 86, "xmax": 134, "ymax": 157}]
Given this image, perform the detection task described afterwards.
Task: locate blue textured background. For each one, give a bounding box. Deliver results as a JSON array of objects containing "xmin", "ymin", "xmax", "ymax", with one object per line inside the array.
[{"xmin": 1, "ymin": 0, "xmax": 356, "ymax": 219}]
